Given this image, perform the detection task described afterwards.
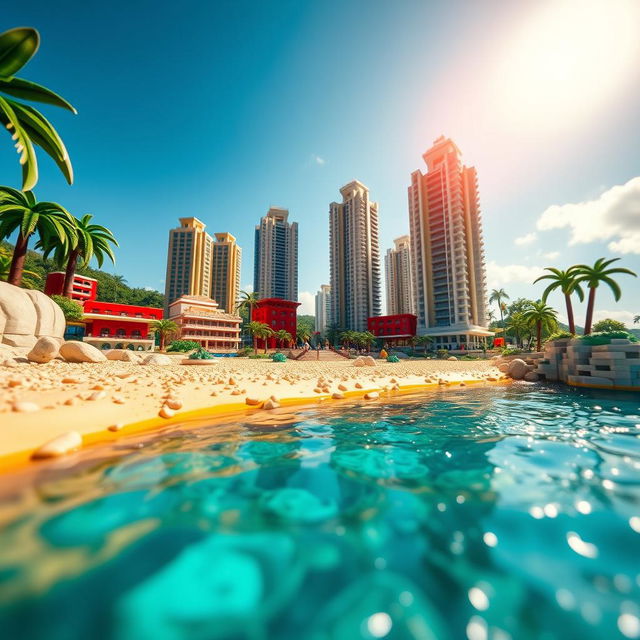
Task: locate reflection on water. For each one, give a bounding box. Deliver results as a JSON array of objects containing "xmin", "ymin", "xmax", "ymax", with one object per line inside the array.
[{"xmin": 1, "ymin": 384, "xmax": 640, "ymax": 639}]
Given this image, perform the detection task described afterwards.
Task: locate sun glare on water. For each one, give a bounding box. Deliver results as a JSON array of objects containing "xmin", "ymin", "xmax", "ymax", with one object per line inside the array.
[{"xmin": 492, "ymin": 0, "xmax": 640, "ymax": 131}]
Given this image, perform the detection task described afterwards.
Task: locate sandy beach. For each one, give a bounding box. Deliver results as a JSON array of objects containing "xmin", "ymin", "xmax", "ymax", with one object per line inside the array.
[{"xmin": 0, "ymin": 356, "xmax": 505, "ymax": 469}]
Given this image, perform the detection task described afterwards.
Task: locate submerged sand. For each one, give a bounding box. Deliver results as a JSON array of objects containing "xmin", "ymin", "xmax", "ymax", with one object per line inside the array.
[{"xmin": 0, "ymin": 357, "xmax": 503, "ymax": 467}]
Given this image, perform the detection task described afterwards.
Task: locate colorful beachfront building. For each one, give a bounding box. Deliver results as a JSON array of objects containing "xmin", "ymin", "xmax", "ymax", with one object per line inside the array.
[
  {"xmin": 168, "ymin": 295, "xmax": 242, "ymax": 352},
  {"xmin": 368, "ymin": 314, "xmax": 417, "ymax": 347},
  {"xmin": 45, "ymin": 272, "xmax": 162, "ymax": 351},
  {"xmin": 44, "ymin": 271, "xmax": 98, "ymax": 303},
  {"xmin": 252, "ymin": 298, "xmax": 300, "ymax": 349}
]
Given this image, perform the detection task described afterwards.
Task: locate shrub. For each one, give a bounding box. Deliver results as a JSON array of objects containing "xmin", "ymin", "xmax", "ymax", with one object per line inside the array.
[
  {"xmin": 188, "ymin": 347, "xmax": 213, "ymax": 360},
  {"xmin": 544, "ymin": 330, "xmax": 574, "ymax": 343},
  {"xmin": 436, "ymin": 349, "xmax": 449, "ymax": 359},
  {"xmin": 248, "ymin": 353, "xmax": 270, "ymax": 359},
  {"xmin": 236, "ymin": 346, "xmax": 253, "ymax": 357},
  {"xmin": 592, "ymin": 318, "xmax": 627, "ymax": 333},
  {"xmin": 167, "ymin": 340, "xmax": 200, "ymax": 352},
  {"xmin": 501, "ymin": 347, "xmax": 523, "ymax": 356},
  {"xmin": 272, "ymin": 352, "xmax": 287, "ymax": 363},
  {"xmin": 51, "ymin": 295, "xmax": 84, "ymax": 322},
  {"xmin": 578, "ymin": 331, "xmax": 638, "ymax": 346},
  {"xmin": 386, "ymin": 355, "xmax": 400, "ymax": 363}
]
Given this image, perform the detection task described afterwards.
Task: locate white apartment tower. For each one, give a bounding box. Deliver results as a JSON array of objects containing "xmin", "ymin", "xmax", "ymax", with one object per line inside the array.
[
  {"xmin": 253, "ymin": 207, "xmax": 298, "ymax": 302},
  {"xmin": 408, "ymin": 137, "xmax": 491, "ymax": 351},
  {"xmin": 315, "ymin": 284, "xmax": 331, "ymax": 335},
  {"xmin": 385, "ymin": 235, "xmax": 415, "ymax": 316},
  {"xmin": 329, "ymin": 180, "xmax": 382, "ymax": 331}
]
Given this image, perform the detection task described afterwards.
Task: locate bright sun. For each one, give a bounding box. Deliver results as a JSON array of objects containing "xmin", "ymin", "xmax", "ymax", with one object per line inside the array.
[{"xmin": 493, "ymin": 0, "xmax": 640, "ymax": 131}]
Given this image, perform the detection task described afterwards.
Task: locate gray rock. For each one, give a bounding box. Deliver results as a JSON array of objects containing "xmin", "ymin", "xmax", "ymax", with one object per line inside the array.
[
  {"xmin": 508, "ymin": 358, "xmax": 528, "ymax": 380},
  {"xmin": 142, "ymin": 354, "xmax": 172, "ymax": 366},
  {"xmin": 524, "ymin": 371, "xmax": 539, "ymax": 382},
  {"xmin": 59, "ymin": 341, "xmax": 107, "ymax": 363}
]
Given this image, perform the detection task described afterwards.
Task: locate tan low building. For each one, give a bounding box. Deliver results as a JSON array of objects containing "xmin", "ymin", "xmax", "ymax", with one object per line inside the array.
[{"xmin": 168, "ymin": 295, "xmax": 241, "ymax": 352}]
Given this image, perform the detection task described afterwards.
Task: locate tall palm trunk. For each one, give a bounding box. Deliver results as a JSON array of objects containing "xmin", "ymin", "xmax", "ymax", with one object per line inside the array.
[
  {"xmin": 159, "ymin": 333, "xmax": 165, "ymax": 351},
  {"xmin": 536, "ymin": 321, "xmax": 542, "ymax": 352},
  {"xmin": 584, "ymin": 287, "xmax": 597, "ymax": 335},
  {"xmin": 8, "ymin": 232, "xmax": 29, "ymax": 286},
  {"xmin": 253, "ymin": 336, "xmax": 257, "ymax": 355},
  {"xmin": 565, "ymin": 292, "xmax": 576, "ymax": 335},
  {"xmin": 63, "ymin": 248, "xmax": 80, "ymax": 298}
]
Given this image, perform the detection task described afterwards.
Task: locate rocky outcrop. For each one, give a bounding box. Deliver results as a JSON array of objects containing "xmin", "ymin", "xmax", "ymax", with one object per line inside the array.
[
  {"xmin": 106, "ymin": 349, "xmax": 142, "ymax": 363},
  {"xmin": 142, "ymin": 354, "xmax": 172, "ymax": 366},
  {"xmin": 0, "ymin": 281, "xmax": 65, "ymax": 350}
]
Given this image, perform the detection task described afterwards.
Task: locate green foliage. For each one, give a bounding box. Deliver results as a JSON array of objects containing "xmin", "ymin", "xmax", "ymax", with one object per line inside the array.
[
  {"xmin": 272, "ymin": 352, "xmax": 287, "ymax": 363},
  {"xmin": 436, "ymin": 349, "xmax": 449, "ymax": 359},
  {"xmin": 50, "ymin": 294, "xmax": 83, "ymax": 321},
  {"xmin": 167, "ymin": 339, "xmax": 200, "ymax": 352},
  {"xmin": 578, "ymin": 331, "xmax": 638, "ymax": 345},
  {"xmin": 386, "ymin": 355, "xmax": 400, "ymax": 363},
  {"xmin": 236, "ymin": 346, "xmax": 253, "ymax": 357},
  {"xmin": 592, "ymin": 318, "xmax": 626, "ymax": 333},
  {"xmin": 248, "ymin": 353, "xmax": 270, "ymax": 359},
  {"xmin": 544, "ymin": 330, "xmax": 574, "ymax": 343},
  {"xmin": 501, "ymin": 347, "xmax": 523, "ymax": 356},
  {"xmin": 188, "ymin": 347, "xmax": 213, "ymax": 360},
  {"xmin": 0, "ymin": 27, "xmax": 76, "ymax": 190}
]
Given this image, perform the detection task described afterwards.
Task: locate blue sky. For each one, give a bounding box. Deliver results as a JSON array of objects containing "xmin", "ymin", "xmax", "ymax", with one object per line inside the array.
[{"xmin": 2, "ymin": 0, "xmax": 640, "ymax": 323}]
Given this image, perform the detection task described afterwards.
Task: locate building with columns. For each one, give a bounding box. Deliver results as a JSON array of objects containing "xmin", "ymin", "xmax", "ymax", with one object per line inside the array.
[
  {"xmin": 315, "ymin": 284, "xmax": 331, "ymax": 336},
  {"xmin": 408, "ymin": 137, "xmax": 492, "ymax": 351},
  {"xmin": 253, "ymin": 207, "xmax": 298, "ymax": 302},
  {"xmin": 329, "ymin": 180, "xmax": 381, "ymax": 332},
  {"xmin": 211, "ymin": 232, "xmax": 242, "ymax": 314},
  {"xmin": 385, "ymin": 235, "xmax": 415, "ymax": 316}
]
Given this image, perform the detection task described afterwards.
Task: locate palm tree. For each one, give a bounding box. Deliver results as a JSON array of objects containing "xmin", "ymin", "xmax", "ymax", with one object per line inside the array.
[
  {"xmin": 0, "ymin": 187, "xmax": 76, "ymax": 286},
  {"xmin": 360, "ymin": 331, "xmax": 377, "ymax": 351},
  {"xmin": 534, "ymin": 267, "xmax": 584, "ymax": 335},
  {"xmin": 297, "ymin": 325, "xmax": 312, "ymax": 345},
  {"xmin": 522, "ymin": 301, "xmax": 558, "ymax": 352},
  {"xmin": 0, "ymin": 27, "xmax": 76, "ymax": 190},
  {"xmin": 414, "ymin": 335, "xmax": 433, "ymax": 352},
  {"xmin": 489, "ymin": 288, "xmax": 510, "ymax": 327},
  {"xmin": 339, "ymin": 330, "xmax": 354, "ymax": 349},
  {"xmin": 246, "ymin": 321, "xmax": 273, "ymax": 354},
  {"xmin": 635, "ymin": 315, "xmax": 640, "ymax": 324},
  {"xmin": 40, "ymin": 214, "xmax": 118, "ymax": 298},
  {"xmin": 573, "ymin": 258, "xmax": 637, "ymax": 335},
  {"xmin": 237, "ymin": 290, "xmax": 259, "ymax": 322},
  {"xmin": 274, "ymin": 329, "xmax": 292, "ymax": 349},
  {"xmin": 150, "ymin": 318, "xmax": 178, "ymax": 351},
  {"xmin": 505, "ymin": 311, "xmax": 529, "ymax": 348}
]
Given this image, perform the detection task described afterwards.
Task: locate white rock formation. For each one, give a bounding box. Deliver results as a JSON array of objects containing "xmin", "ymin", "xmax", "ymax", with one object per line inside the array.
[{"xmin": 59, "ymin": 341, "xmax": 107, "ymax": 363}]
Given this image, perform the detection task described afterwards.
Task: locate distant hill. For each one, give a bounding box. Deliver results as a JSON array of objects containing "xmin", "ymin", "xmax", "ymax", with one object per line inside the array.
[
  {"xmin": 1, "ymin": 241, "xmax": 165, "ymax": 308},
  {"xmin": 557, "ymin": 321, "xmax": 640, "ymax": 339}
]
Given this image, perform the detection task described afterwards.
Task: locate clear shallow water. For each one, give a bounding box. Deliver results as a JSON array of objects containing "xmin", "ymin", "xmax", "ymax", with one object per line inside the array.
[{"xmin": 1, "ymin": 384, "xmax": 640, "ymax": 640}]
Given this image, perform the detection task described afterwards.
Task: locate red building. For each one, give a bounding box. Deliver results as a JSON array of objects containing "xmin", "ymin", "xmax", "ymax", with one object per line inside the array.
[
  {"xmin": 44, "ymin": 271, "xmax": 98, "ymax": 303},
  {"xmin": 45, "ymin": 272, "xmax": 163, "ymax": 351},
  {"xmin": 368, "ymin": 314, "xmax": 417, "ymax": 347},
  {"xmin": 252, "ymin": 298, "xmax": 300, "ymax": 349}
]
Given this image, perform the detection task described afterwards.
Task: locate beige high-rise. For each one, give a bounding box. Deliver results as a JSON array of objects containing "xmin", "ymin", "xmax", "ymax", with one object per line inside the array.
[
  {"xmin": 315, "ymin": 284, "xmax": 331, "ymax": 335},
  {"xmin": 165, "ymin": 217, "xmax": 213, "ymax": 310},
  {"xmin": 385, "ymin": 235, "xmax": 415, "ymax": 316},
  {"xmin": 408, "ymin": 137, "xmax": 491, "ymax": 351},
  {"xmin": 211, "ymin": 232, "xmax": 242, "ymax": 314},
  {"xmin": 329, "ymin": 180, "xmax": 381, "ymax": 332}
]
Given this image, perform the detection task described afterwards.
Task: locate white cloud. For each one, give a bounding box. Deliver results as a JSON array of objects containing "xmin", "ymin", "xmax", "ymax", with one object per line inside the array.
[
  {"xmin": 486, "ymin": 260, "xmax": 545, "ymax": 288},
  {"xmin": 515, "ymin": 232, "xmax": 537, "ymax": 246},
  {"xmin": 592, "ymin": 309, "xmax": 637, "ymax": 326},
  {"xmin": 311, "ymin": 154, "xmax": 326, "ymax": 166},
  {"xmin": 298, "ymin": 291, "xmax": 315, "ymax": 315},
  {"xmin": 536, "ymin": 176, "xmax": 640, "ymax": 254},
  {"xmin": 541, "ymin": 251, "xmax": 560, "ymax": 260}
]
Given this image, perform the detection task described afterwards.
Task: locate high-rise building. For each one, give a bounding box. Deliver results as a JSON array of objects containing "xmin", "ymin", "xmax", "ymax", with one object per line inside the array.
[
  {"xmin": 385, "ymin": 235, "xmax": 415, "ymax": 316},
  {"xmin": 315, "ymin": 284, "xmax": 331, "ymax": 335},
  {"xmin": 165, "ymin": 217, "xmax": 213, "ymax": 310},
  {"xmin": 329, "ymin": 180, "xmax": 381, "ymax": 332},
  {"xmin": 211, "ymin": 232, "xmax": 242, "ymax": 314},
  {"xmin": 253, "ymin": 207, "xmax": 298, "ymax": 302},
  {"xmin": 408, "ymin": 136, "xmax": 491, "ymax": 351}
]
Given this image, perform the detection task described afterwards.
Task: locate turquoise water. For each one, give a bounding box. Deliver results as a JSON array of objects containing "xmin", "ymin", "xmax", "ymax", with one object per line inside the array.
[{"xmin": 1, "ymin": 384, "xmax": 640, "ymax": 640}]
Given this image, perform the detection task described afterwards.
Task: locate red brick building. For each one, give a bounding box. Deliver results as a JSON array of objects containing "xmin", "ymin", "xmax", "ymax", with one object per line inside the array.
[
  {"xmin": 368, "ymin": 314, "xmax": 417, "ymax": 347},
  {"xmin": 253, "ymin": 298, "xmax": 300, "ymax": 349},
  {"xmin": 45, "ymin": 272, "xmax": 162, "ymax": 351}
]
